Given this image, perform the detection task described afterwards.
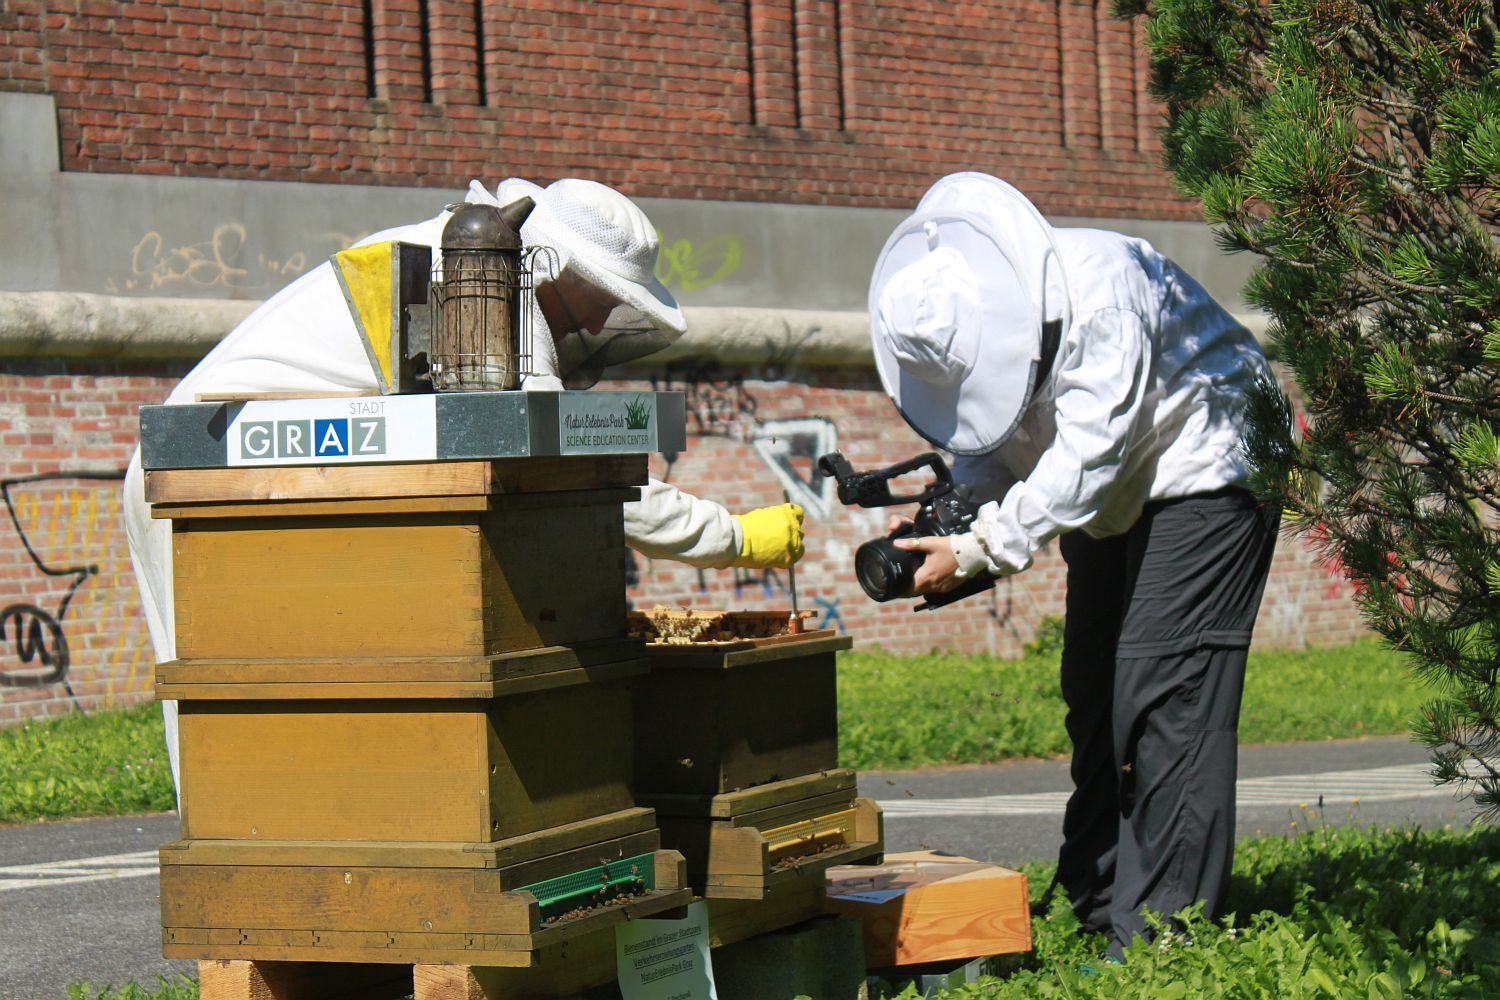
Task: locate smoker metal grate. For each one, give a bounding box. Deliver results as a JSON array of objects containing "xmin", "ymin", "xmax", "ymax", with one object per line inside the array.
[{"xmin": 428, "ymin": 245, "xmax": 553, "ymax": 391}]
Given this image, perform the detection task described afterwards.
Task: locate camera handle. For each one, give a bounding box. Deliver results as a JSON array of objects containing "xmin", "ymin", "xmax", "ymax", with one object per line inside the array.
[
  {"xmin": 816, "ymin": 452, "xmax": 954, "ymax": 508},
  {"xmin": 915, "ymin": 573, "xmax": 997, "ymax": 612}
]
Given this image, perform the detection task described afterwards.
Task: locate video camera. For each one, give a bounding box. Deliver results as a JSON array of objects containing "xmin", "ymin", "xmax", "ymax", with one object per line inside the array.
[{"xmin": 816, "ymin": 452, "xmax": 996, "ymax": 612}]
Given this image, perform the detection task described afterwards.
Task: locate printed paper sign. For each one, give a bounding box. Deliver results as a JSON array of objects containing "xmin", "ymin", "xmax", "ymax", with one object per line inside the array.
[
  {"xmin": 560, "ymin": 392, "xmax": 658, "ymax": 455},
  {"xmin": 830, "ymin": 888, "xmax": 906, "ymax": 904},
  {"xmin": 226, "ymin": 395, "xmax": 437, "ymax": 466},
  {"xmin": 615, "ymin": 901, "xmax": 717, "ymax": 1000}
]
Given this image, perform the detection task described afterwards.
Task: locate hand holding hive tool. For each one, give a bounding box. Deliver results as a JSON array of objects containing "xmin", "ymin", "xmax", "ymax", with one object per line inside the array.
[
  {"xmin": 782, "ymin": 488, "xmax": 801, "ymax": 631},
  {"xmin": 816, "ymin": 451, "xmax": 994, "ymax": 611}
]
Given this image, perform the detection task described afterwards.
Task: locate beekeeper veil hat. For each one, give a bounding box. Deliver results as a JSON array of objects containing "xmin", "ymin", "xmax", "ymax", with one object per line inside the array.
[
  {"xmin": 468, "ymin": 178, "xmax": 685, "ymax": 388},
  {"xmin": 869, "ymin": 172, "xmax": 1070, "ymax": 455}
]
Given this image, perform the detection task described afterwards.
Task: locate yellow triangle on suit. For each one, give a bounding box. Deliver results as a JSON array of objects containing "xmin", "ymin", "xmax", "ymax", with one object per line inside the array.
[{"xmin": 331, "ymin": 242, "xmax": 399, "ymax": 393}]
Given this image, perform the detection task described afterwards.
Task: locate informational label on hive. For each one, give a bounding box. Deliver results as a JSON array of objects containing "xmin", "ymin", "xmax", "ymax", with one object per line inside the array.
[
  {"xmin": 226, "ymin": 395, "xmax": 437, "ymax": 466},
  {"xmin": 560, "ymin": 392, "xmax": 658, "ymax": 454},
  {"xmin": 615, "ymin": 901, "xmax": 716, "ymax": 1000}
]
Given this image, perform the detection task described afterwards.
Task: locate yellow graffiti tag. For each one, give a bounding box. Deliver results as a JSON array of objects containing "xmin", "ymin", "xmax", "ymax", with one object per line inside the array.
[
  {"xmin": 105, "ymin": 225, "xmax": 367, "ymax": 293},
  {"xmin": 655, "ymin": 233, "xmax": 743, "ymax": 293},
  {"xmin": 114, "ymin": 224, "xmax": 251, "ymax": 292}
]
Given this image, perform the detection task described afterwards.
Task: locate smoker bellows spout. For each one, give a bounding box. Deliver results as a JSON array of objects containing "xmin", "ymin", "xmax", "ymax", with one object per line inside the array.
[{"xmin": 499, "ymin": 195, "xmax": 535, "ymax": 235}]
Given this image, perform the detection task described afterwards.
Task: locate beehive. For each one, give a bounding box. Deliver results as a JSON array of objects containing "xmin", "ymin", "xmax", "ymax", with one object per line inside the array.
[{"xmin": 148, "ymin": 455, "xmax": 691, "ymax": 966}]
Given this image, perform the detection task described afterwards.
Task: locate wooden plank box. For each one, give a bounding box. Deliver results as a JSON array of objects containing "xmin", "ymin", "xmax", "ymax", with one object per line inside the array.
[
  {"xmin": 825, "ymin": 851, "xmax": 1032, "ymax": 967},
  {"xmin": 647, "ymin": 770, "xmax": 883, "ymax": 899},
  {"xmin": 149, "ymin": 457, "xmax": 645, "ymax": 660},
  {"xmin": 632, "ymin": 630, "xmax": 852, "ymax": 797},
  {"xmin": 160, "ymin": 817, "xmax": 693, "ymax": 966}
]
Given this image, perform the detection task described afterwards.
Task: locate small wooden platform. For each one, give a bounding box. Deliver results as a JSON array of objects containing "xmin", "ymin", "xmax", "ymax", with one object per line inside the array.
[{"xmin": 196, "ymin": 869, "xmax": 832, "ymax": 1000}]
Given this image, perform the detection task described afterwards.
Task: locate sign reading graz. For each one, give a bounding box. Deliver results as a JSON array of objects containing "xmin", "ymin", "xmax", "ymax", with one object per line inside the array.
[{"xmin": 226, "ymin": 397, "xmax": 437, "ymax": 466}]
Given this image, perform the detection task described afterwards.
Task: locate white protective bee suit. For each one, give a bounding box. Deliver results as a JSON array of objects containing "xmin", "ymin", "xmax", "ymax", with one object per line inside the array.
[
  {"xmin": 123, "ymin": 178, "xmax": 755, "ymax": 791},
  {"xmin": 869, "ymin": 172, "xmax": 1278, "ymax": 958}
]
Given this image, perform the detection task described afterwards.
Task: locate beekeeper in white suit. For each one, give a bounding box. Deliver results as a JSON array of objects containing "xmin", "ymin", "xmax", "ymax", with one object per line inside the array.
[
  {"xmin": 124, "ymin": 176, "xmax": 804, "ymax": 791},
  {"xmin": 867, "ymin": 172, "xmax": 1278, "ymax": 960}
]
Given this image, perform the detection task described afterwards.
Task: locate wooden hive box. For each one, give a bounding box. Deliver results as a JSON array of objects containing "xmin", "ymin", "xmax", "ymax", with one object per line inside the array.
[
  {"xmin": 631, "ymin": 629, "xmax": 850, "ymax": 797},
  {"xmin": 159, "ymin": 642, "xmax": 643, "ymax": 844},
  {"xmin": 152, "ymin": 457, "xmax": 640, "ymax": 660},
  {"xmin": 631, "ymin": 623, "xmax": 883, "ymax": 898},
  {"xmin": 148, "ymin": 456, "xmax": 695, "ymax": 967}
]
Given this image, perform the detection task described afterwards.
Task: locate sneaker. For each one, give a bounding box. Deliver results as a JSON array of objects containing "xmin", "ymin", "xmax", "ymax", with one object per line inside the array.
[{"xmin": 1076, "ymin": 954, "xmax": 1123, "ymax": 976}]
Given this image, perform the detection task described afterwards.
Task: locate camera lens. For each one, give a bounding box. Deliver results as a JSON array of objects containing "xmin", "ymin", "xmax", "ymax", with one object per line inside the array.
[{"xmin": 855, "ymin": 537, "xmax": 922, "ymax": 602}]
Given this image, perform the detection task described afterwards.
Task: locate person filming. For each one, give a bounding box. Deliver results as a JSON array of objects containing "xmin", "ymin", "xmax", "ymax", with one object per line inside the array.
[{"xmin": 865, "ymin": 171, "xmax": 1278, "ymax": 959}]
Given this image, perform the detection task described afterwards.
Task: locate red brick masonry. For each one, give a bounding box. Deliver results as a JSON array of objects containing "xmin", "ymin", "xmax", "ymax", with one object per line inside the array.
[
  {"xmin": 1, "ymin": 0, "xmax": 1189, "ymax": 217},
  {"xmin": 0, "ymin": 359, "xmax": 1362, "ymax": 724}
]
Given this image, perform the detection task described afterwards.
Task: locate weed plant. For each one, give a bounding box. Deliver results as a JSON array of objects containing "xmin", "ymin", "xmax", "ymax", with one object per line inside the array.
[
  {"xmin": 0, "ymin": 702, "xmax": 174, "ymax": 824},
  {"xmin": 839, "ymin": 637, "xmax": 1421, "ymax": 770},
  {"xmin": 66, "ymin": 978, "xmax": 198, "ymax": 1000},
  {"xmin": 935, "ymin": 823, "xmax": 1500, "ymax": 998}
]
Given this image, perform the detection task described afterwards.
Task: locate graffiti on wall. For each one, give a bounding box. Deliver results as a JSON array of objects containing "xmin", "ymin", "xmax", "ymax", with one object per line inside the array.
[
  {"xmin": 750, "ymin": 417, "xmax": 839, "ymax": 519},
  {"xmin": 650, "ymin": 364, "xmax": 760, "ymax": 441},
  {"xmin": 654, "ymin": 232, "xmax": 743, "ymax": 293},
  {"xmin": 1, "ymin": 471, "xmax": 128, "ymax": 698},
  {"xmin": 104, "ymin": 223, "xmax": 365, "ymax": 294}
]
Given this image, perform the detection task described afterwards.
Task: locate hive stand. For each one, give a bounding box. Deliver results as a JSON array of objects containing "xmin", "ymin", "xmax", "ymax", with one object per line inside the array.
[{"xmin": 147, "ymin": 455, "xmax": 693, "ymax": 997}]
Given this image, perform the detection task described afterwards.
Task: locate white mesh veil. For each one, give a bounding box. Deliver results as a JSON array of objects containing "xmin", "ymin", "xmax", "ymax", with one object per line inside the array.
[{"xmin": 474, "ymin": 177, "xmax": 685, "ymax": 388}]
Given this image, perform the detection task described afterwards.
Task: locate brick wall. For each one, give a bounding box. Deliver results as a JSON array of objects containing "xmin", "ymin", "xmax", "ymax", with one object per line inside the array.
[
  {"xmin": 0, "ymin": 0, "xmax": 1190, "ymax": 217},
  {"xmin": 0, "ymin": 357, "xmax": 1365, "ymax": 726},
  {"xmin": 0, "ymin": 359, "xmax": 189, "ymax": 723}
]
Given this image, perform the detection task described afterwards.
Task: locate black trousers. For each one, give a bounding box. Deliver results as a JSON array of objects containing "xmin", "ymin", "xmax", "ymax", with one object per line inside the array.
[{"xmin": 1054, "ymin": 488, "xmax": 1278, "ymax": 956}]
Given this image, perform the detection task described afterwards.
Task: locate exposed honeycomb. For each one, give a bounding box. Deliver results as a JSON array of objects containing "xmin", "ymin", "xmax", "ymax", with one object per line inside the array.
[{"xmin": 628, "ymin": 606, "xmax": 816, "ymax": 645}]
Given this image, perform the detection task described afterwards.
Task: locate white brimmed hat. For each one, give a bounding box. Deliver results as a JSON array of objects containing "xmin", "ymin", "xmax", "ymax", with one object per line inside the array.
[
  {"xmin": 869, "ymin": 173, "xmax": 1070, "ymax": 455},
  {"xmin": 479, "ymin": 177, "xmax": 686, "ymax": 369}
]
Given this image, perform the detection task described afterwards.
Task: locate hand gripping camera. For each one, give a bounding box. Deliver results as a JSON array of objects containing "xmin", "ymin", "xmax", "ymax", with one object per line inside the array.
[{"xmin": 817, "ymin": 452, "xmax": 997, "ymax": 612}]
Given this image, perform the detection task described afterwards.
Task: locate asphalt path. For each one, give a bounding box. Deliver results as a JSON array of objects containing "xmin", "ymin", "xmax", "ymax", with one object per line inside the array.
[{"xmin": 1, "ymin": 736, "xmax": 1484, "ymax": 999}]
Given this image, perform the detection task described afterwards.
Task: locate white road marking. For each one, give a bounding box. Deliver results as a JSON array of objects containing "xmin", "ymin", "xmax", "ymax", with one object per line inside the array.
[
  {"xmin": 0, "ymin": 764, "xmax": 1460, "ymax": 888},
  {"xmin": 878, "ymin": 763, "xmax": 1459, "ymax": 818},
  {"xmin": 0, "ymin": 849, "xmax": 159, "ymax": 892}
]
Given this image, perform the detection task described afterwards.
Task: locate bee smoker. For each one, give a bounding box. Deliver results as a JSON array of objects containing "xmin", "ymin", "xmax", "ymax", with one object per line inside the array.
[{"xmin": 428, "ymin": 198, "xmax": 536, "ymax": 391}]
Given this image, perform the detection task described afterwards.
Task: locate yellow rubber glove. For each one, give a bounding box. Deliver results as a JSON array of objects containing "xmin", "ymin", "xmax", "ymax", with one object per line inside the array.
[{"xmin": 732, "ymin": 503, "xmax": 805, "ymax": 568}]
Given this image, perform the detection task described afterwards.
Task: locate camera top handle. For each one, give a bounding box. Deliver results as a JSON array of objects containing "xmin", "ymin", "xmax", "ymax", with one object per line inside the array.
[{"xmin": 815, "ymin": 452, "xmax": 954, "ymax": 508}]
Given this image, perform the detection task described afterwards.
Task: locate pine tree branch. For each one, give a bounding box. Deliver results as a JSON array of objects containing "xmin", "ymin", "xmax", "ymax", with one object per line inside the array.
[
  {"xmin": 1365, "ymin": 93, "xmax": 1426, "ymax": 114},
  {"xmin": 1352, "ymin": 255, "xmax": 1458, "ymax": 295},
  {"xmin": 1447, "ymin": 736, "xmax": 1500, "ymax": 786},
  {"xmin": 1347, "ymin": 148, "xmax": 1418, "ymax": 186}
]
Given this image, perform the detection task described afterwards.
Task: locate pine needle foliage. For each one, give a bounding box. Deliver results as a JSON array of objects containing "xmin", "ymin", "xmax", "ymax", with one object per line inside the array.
[{"xmin": 1115, "ymin": 0, "xmax": 1500, "ymax": 814}]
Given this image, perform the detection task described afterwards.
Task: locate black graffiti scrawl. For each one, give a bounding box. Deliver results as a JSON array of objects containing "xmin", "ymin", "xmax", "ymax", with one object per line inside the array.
[{"xmin": 1, "ymin": 471, "xmax": 127, "ymax": 696}]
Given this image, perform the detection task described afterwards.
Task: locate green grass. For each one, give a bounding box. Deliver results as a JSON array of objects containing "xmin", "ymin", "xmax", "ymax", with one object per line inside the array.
[
  {"xmin": 71, "ymin": 825, "xmax": 1500, "ymax": 999},
  {"xmin": 0, "ymin": 639, "xmax": 1423, "ymax": 823},
  {"xmin": 0, "ymin": 702, "xmax": 175, "ymax": 825},
  {"xmin": 838, "ymin": 637, "xmax": 1424, "ymax": 770},
  {"xmin": 65, "ymin": 979, "xmax": 198, "ymax": 1000}
]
